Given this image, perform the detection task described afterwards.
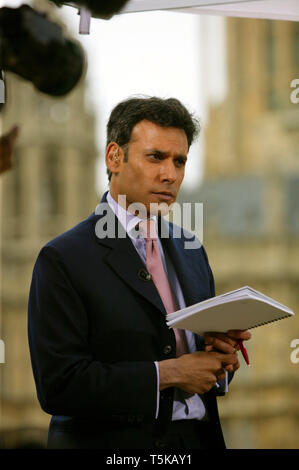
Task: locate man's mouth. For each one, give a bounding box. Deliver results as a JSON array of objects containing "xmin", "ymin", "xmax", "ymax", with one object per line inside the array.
[{"xmin": 152, "ymin": 191, "xmax": 175, "ymax": 201}]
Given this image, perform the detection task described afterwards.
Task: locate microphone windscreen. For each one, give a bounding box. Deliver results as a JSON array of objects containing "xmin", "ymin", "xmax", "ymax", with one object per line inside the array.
[
  {"xmin": 49, "ymin": 0, "xmax": 130, "ymax": 19},
  {"xmin": 0, "ymin": 5, "xmax": 85, "ymax": 96}
]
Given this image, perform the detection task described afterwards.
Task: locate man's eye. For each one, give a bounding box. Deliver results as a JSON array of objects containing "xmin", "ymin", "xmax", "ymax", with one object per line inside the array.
[
  {"xmin": 176, "ymin": 158, "xmax": 186, "ymax": 166},
  {"xmin": 149, "ymin": 153, "xmax": 162, "ymax": 160}
]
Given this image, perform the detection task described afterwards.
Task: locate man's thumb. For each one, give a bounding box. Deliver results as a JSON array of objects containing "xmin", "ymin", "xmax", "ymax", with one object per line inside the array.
[{"xmin": 220, "ymin": 353, "xmax": 237, "ymax": 365}]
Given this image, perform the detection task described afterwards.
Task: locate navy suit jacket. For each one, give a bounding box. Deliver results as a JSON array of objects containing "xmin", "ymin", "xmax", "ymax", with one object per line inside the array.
[{"xmin": 28, "ymin": 192, "xmax": 227, "ymax": 449}]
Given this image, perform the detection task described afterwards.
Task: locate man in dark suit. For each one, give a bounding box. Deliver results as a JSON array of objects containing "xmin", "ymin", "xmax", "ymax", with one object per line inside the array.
[{"xmin": 28, "ymin": 96, "xmax": 250, "ymax": 449}]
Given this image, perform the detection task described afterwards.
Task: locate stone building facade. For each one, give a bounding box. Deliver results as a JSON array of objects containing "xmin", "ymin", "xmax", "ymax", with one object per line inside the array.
[
  {"xmin": 0, "ymin": 4, "xmax": 98, "ymax": 448},
  {"xmin": 182, "ymin": 18, "xmax": 299, "ymax": 448}
]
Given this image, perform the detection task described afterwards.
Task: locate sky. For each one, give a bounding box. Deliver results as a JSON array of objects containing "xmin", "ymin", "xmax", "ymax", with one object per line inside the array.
[{"xmin": 2, "ymin": 0, "xmax": 227, "ymax": 194}]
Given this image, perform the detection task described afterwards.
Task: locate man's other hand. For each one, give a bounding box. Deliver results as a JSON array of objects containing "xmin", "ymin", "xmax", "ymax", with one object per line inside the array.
[
  {"xmin": 158, "ymin": 351, "xmax": 239, "ymax": 395},
  {"xmin": 203, "ymin": 329, "xmax": 251, "ymax": 371}
]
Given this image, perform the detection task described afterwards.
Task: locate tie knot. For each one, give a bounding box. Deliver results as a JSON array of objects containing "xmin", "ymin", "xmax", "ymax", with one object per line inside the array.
[{"xmin": 138, "ymin": 219, "xmax": 157, "ymax": 240}]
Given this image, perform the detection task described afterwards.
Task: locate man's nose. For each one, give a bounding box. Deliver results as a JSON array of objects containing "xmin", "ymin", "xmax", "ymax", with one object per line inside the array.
[{"xmin": 159, "ymin": 159, "xmax": 177, "ymax": 182}]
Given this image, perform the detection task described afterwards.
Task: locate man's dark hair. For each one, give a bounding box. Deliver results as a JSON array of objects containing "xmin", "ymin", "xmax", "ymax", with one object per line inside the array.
[{"xmin": 106, "ymin": 96, "xmax": 200, "ymax": 182}]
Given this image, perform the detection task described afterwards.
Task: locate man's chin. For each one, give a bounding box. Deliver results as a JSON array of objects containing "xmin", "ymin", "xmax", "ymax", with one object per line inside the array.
[
  {"xmin": 147, "ymin": 193, "xmax": 176, "ymax": 215},
  {"xmin": 148, "ymin": 201, "xmax": 173, "ymax": 217},
  {"xmin": 122, "ymin": 195, "xmax": 174, "ymax": 218}
]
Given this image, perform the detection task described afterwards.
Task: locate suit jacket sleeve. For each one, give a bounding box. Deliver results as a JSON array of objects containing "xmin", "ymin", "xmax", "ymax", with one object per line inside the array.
[{"xmin": 28, "ymin": 245, "xmax": 158, "ymax": 419}]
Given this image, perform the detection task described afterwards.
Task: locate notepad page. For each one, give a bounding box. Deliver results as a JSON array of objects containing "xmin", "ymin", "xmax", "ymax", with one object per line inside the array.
[
  {"xmin": 167, "ymin": 297, "xmax": 294, "ymax": 334},
  {"xmin": 166, "ymin": 286, "xmax": 293, "ymax": 323}
]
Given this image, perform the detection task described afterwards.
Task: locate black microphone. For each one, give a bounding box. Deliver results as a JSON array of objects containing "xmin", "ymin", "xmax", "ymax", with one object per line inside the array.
[
  {"xmin": 49, "ymin": 0, "xmax": 130, "ymax": 19},
  {"xmin": 0, "ymin": 5, "xmax": 85, "ymax": 96}
]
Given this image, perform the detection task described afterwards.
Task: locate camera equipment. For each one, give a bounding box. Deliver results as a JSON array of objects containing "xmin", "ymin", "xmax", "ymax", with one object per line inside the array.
[
  {"xmin": 0, "ymin": 5, "xmax": 85, "ymax": 97},
  {"xmin": 49, "ymin": 0, "xmax": 130, "ymax": 19}
]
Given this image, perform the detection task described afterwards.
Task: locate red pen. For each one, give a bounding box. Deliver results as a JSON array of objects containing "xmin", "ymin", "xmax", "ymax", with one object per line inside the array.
[{"xmin": 238, "ymin": 340, "xmax": 250, "ymax": 366}]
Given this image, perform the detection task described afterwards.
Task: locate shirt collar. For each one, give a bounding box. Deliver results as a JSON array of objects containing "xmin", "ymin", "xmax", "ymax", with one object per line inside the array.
[{"xmin": 106, "ymin": 191, "xmax": 157, "ymax": 239}]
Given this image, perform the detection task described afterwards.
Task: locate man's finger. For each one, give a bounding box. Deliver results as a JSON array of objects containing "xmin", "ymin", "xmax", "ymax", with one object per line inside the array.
[
  {"xmin": 204, "ymin": 332, "xmax": 238, "ymax": 349},
  {"xmin": 226, "ymin": 329, "xmax": 251, "ymax": 341},
  {"xmin": 217, "ymin": 353, "xmax": 239, "ymax": 365},
  {"xmin": 216, "ymin": 371, "xmax": 226, "ymax": 382},
  {"xmin": 206, "ymin": 337, "xmax": 236, "ymax": 354},
  {"xmin": 224, "ymin": 364, "xmax": 233, "ymax": 373}
]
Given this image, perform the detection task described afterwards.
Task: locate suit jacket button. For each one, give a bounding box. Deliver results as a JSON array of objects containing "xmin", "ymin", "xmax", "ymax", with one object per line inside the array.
[
  {"xmin": 137, "ymin": 269, "xmax": 152, "ymax": 281},
  {"xmin": 163, "ymin": 345, "xmax": 172, "ymax": 355}
]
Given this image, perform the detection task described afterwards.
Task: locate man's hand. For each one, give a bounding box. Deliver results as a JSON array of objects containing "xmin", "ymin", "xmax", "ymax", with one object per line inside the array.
[
  {"xmin": 158, "ymin": 350, "xmax": 239, "ymax": 395},
  {"xmin": 203, "ymin": 329, "xmax": 251, "ymax": 371},
  {"xmin": 0, "ymin": 125, "xmax": 19, "ymax": 175}
]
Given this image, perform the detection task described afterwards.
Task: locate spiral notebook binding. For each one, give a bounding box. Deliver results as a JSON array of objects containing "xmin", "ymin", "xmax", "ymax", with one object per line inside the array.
[{"xmin": 248, "ymin": 313, "xmax": 292, "ymax": 330}]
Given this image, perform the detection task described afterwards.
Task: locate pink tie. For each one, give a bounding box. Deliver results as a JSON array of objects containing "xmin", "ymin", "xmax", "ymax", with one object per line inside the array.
[{"xmin": 139, "ymin": 219, "xmax": 189, "ymax": 357}]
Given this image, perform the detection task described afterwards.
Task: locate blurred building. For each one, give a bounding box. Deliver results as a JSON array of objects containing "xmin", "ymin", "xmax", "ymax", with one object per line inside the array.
[
  {"xmin": 182, "ymin": 18, "xmax": 299, "ymax": 448},
  {"xmin": 0, "ymin": 3, "xmax": 98, "ymax": 448}
]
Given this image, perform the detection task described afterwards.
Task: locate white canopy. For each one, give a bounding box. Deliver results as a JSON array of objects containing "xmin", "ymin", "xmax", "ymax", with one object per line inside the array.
[{"xmin": 120, "ymin": 0, "xmax": 299, "ymax": 22}]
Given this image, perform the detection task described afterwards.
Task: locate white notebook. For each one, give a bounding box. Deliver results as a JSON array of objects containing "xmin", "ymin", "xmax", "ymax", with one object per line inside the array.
[{"xmin": 166, "ymin": 286, "xmax": 294, "ymax": 334}]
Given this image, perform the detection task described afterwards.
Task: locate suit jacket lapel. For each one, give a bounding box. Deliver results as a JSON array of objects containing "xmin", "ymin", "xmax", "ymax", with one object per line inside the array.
[
  {"xmin": 104, "ymin": 237, "xmax": 167, "ymax": 315},
  {"xmin": 93, "ymin": 195, "xmax": 166, "ymax": 316}
]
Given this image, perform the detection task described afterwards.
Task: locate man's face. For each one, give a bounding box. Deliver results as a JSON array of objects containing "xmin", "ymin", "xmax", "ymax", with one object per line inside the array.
[{"xmin": 110, "ymin": 119, "xmax": 189, "ymax": 216}]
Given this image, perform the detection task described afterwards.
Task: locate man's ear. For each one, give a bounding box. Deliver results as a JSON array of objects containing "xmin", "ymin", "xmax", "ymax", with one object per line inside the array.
[{"xmin": 106, "ymin": 142, "xmax": 122, "ymax": 177}]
